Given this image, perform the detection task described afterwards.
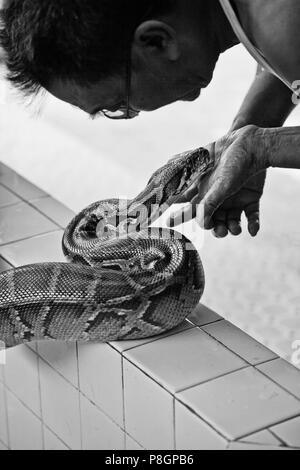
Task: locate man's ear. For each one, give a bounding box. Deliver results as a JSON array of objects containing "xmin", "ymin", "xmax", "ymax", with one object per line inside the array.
[{"xmin": 133, "ymin": 20, "xmax": 180, "ymax": 61}]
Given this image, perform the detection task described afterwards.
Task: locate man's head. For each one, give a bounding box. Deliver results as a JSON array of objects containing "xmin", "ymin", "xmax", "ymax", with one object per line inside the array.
[{"xmin": 0, "ymin": 0, "xmax": 233, "ymax": 118}]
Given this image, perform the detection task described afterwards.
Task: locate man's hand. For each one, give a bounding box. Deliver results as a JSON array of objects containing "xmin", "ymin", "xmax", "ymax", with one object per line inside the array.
[
  {"xmin": 168, "ymin": 125, "xmax": 269, "ymax": 232},
  {"xmin": 209, "ymin": 170, "xmax": 266, "ymax": 238}
]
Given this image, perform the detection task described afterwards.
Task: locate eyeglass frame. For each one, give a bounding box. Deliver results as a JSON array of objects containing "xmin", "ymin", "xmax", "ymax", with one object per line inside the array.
[{"xmin": 101, "ymin": 46, "xmax": 139, "ymax": 120}]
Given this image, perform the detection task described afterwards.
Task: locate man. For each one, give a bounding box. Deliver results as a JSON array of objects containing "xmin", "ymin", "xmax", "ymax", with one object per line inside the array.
[{"xmin": 1, "ymin": 0, "xmax": 300, "ymax": 237}]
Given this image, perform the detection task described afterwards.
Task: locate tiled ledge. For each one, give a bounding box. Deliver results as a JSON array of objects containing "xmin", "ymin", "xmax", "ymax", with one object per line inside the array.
[{"xmin": 0, "ymin": 162, "xmax": 300, "ymax": 450}]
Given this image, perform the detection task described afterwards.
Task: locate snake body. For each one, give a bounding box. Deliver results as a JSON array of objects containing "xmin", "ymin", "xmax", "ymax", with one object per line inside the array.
[{"xmin": 0, "ymin": 148, "xmax": 213, "ymax": 348}]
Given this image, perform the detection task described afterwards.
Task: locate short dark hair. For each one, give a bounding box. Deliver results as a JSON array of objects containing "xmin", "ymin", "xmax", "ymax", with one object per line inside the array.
[{"xmin": 0, "ymin": 0, "xmax": 174, "ymax": 96}]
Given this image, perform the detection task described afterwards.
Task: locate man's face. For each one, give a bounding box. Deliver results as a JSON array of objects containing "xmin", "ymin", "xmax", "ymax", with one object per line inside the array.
[{"xmin": 48, "ymin": 19, "xmax": 217, "ymax": 118}]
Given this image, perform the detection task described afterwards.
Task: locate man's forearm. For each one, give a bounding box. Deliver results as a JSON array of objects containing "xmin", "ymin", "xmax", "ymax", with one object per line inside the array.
[
  {"xmin": 231, "ymin": 68, "xmax": 296, "ymax": 132},
  {"xmin": 259, "ymin": 126, "xmax": 300, "ymax": 170}
]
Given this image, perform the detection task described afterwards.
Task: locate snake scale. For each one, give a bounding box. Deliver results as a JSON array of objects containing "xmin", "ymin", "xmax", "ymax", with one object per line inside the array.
[{"xmin": 0, "ymin": 148, "xmax": 214, "ymax": 348}]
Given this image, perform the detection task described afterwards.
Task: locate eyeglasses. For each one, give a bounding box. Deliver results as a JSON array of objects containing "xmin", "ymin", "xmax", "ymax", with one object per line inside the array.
[{"xmin": 101, "ymin": 48, "xmax": 140, "ymax": 120}]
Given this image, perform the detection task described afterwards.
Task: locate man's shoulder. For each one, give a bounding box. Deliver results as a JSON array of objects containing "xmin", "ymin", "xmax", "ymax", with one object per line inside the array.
[{"xmin": 247, "ymin": 0, "xmax": 300, "ymax": 85}]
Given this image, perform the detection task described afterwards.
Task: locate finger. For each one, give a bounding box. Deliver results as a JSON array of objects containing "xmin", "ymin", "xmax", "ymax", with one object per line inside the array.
[
  {"xmin": 244, "ymin": 203, "xmax": 260, "ymax": 237},
  {"xmin": 211, "ymin": 210, "xmax": 228, "ymax": 238},
  {"xmin": 198, "ymin": 181, "xmax": 225, "ymax": 229},
  {"xmin": 227, "ymin": 209, "xmax": 242, "ymax": 236}
]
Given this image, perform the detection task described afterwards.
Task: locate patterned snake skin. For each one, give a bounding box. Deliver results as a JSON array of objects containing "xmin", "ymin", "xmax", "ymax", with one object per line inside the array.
[{"xmin": 0, "ymin": 148, "xmax": 214, "ymax": 348}]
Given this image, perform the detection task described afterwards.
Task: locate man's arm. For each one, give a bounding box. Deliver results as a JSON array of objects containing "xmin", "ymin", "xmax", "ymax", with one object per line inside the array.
[
  {"xmin": 231, "ymin": 66, "xmax": 296, "ymax": 132},
  {"xmin": 208, "ymin": 67, "xmax": 296, "ymax": 237}
]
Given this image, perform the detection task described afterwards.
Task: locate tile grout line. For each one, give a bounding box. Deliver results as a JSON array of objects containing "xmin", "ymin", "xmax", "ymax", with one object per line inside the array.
[
  {"xmin": 3, "ymin": 376, "xmax": 71, "ymax": 450},
  {"xmin": 267, "ymin": 428, "xmax": 288, "ymax": 447},
  {"xmin": 35, "ymin": 348, "xmax": 45, "ymax": 450},
  {"xmin": 175, "ymin": 394, "xmax": 230, "ymax": 443},
  {"xmin": 172, "ymin": 397, "xmax": 176, "ymax": 450},
  {"xmin": 0, "ymin": 228, "xmax": 62, "ymax": 249},
  {"xmin": 121, "ymin": 355, "xmax": 126, "ymax": 449},
  {"xmin": 199, "ymin": 324, "xmax": 276, "ymax": 369},
  {"xmin": 1, "ymin": 367, "xmax": 10, "ymax": 450},
  {"xmin": 75, "ymin": 343, "xmax": 83, "ymax": 451},
  {"xmin": 235, "ymin": 413, "xmax": 300, "ymax": 442},
  {"xmin": 253, "ymin": 365, "xmax": 300, "ymax": 403}
]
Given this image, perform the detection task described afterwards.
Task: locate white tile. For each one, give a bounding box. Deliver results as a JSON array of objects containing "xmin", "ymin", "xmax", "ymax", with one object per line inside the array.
[
  {"xmin": 241, "ymin": 430, "xmax": 282, "ymax": 446},
  {"xmin": 0, "ymin": 185, "xmax": 21, "ymax": 208},
  {"xmin": 125, "ymin": 435, "xmax": 144, "ymax": 450},
  {"xmin": 187, "ymin": 303, "xmax": 222, "ymax": 327},
  {"xmin": 0, "ymin": 440, "xmax": 8, "ymax": 450},
  {"xmin": 124, "ymin": 328, "xmax": 246, "ymax": 394},
  {"xmin": 0, "ymin": 230, "xmax": 65, "ymax": 266},
  {"xmin": 228, "ymin": 442, "xmax": 287, "ymax": 450},
  {"xmin": 5, "ymin": 346, "xmax": 41, "ymax": 416},
  {"xmin": 30, "ymin": 197, "xmax": 75, "ymax": 229},
  {"xmin": 78, "ymin": 343, "xmax": 123, "ymax": 426},
  {"xmin": 124, "ymin": 359, "xmax": 174, "ymax": 450},
  {"xmin": 81, "ymin": 395, "xmax": 125, "ymax": 450},
  {"xmin": 0, "ymin": 256, "xmax": 12, "ymax": 272},
  {"xmin": 110, "ymin": 321, "xmax": 193, "ymax": 354},
  {"xmin": 39, "ymin": 359, "xmax": 81, "ymax": 449},
  {"xmin": 0, "ymin": 382, "xmax": 8, "ymax": 447},
  {"xmin": 175, "ymin": 401, "xmax": 227, "ymax": 450},
  {"xmin": 0, "ymin": 164, "xmax": 47, "ymax": 200},
  {"xmin": 6, "ymin": 390, "xmax": 43, "ymax": 450},
  {"xmin": 0, "ymin": 203, "xmax": 57, "ymax": 245},
  {"xmin": 271, "ymin": 416, "xmax": 300, "ymax": 448},
  {"xmin": 202, "ymin": 320, "xmax": 277, "ymax": 365},
  {"xmin": 178, "ymin": 367, "xmax": 300, "ymax": 440},
  {"xmin": 257, "ymin": 359, "xmax": 300, "ymax": 399},
  {"xmin": 37, "ymin": 341, "xmax": 78, "ymax": 387},
  {"xmin": 44, "ymin": 427, "xmax": 69, "ymax": 450}
]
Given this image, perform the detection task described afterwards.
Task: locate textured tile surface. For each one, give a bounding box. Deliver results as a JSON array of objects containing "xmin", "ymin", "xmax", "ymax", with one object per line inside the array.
[
  {"xmin": 110, "ymin": 320, "xmax": 193, "ymax": 354},
  {"xmin": 0, "ymin": 163, "xmax": 47, "ymax": 200},
  {"xmin": 5, "ymin": 346, "xmax": 40, "ymax": 416},
  {"xmin": 125, "ymin": 435, "xmax": 144, "ymax": 450},
  {"xmin": 202, "ymin": 320, "xmax": 277, "ymax": 365},
  {"xmin": 78, "ymin": 343, "xmax": 123, "ymax": 426},
  {"xmin": 257, "ymin": 359, "xmax": 300, "ymax": 400},
  {"xmin": 30, "ymin": 197, "xmax": 75, "ymax": 229},
  {"xmin": 0, "ymin": 203, "xmax": 57, "ymax": 245},
  {"xmin": 0, "ymin": 230, "xmax": 65, "ymax": 266},
  {"xmin": 43, "ymin": 427, "xmax": 69, "ymax": 450},
  {"xmin": 0, "ymin": 256, "xmax": 12, "ymax": 273},
  {"xmin": 39, "ymin": 359, "xmax": 81, "ymax": 449},
  {"xmin": 227, "ymin": 442, "xmax": 287, "ymax": 450},
  {"xmin": 37, "ymin": 341, "xmax": 78, "ymax": 388},
  {"xmin": 0, "ymin": 382, "xmax": 8, "ymax": 447},
  {"xmin": 178, "ymin": 367, "xmax": 300, "ymax": 440},
  {"xmin": 124, "ymin": 359, "xmax": 174, "ymax": 450},
  {"xmin": 175, "ymin": 401, "xmax": 227, "ymax": 450},
  {"xmin": 6, "ymin": 390, "xmax": 43, "ymax": 450},
  {"xmin": 0, "ymin": 184, "xmax": 21, "ymax": 208},
  {"xmin": 271, "ymin": 416, "xmax": 300, "ymax": 448},
  {"xmin": 241, "ymin": 429, "xmax": 282, "ymax": 446},
  {"xmin": 188, "ymin": 303, "xmax": 222, "ymax": 327},
  {"xmin": 80, "ymin": 395, "xmax": 125, "ymax": 450},
  {"xmin": 125, "ymin": 328, "xmax": 246, "ymax": 393}
]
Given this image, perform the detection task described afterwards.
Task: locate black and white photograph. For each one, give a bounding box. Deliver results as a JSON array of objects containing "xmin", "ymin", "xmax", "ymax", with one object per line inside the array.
[{"xmin": 0, "ymin": 0, "xmax": 300, "ymax": 453}]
